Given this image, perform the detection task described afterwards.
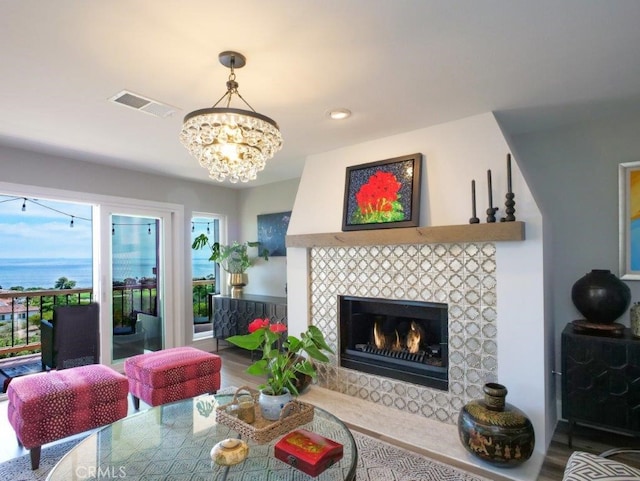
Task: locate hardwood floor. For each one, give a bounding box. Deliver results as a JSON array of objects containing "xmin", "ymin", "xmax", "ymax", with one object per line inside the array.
[{"xmin": 1, "ymin": 347, "xmax": 639, "ymax": 480}]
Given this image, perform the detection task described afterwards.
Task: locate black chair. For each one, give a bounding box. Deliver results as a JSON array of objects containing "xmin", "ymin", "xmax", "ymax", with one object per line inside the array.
[{"xmin": 41, "ymin": 303, "xmax": 100, "ymax": 370}]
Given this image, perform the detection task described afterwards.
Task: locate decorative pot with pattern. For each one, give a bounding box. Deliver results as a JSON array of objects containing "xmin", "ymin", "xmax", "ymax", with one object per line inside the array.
[
  {"xmin": 458, "ymin": 383, "xmax": 535, "ymax": 466},
  {"xmin": 258, "ymin": 387, "xmax": 292, "ymax": 421},
  {"xmin": 210, "ymin": 438, "xmax": 249, "ymax": 466}
]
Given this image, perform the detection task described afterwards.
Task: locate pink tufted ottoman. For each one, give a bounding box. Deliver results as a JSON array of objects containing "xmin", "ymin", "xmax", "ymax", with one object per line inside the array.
[
  {"xmin": 7, "ymin": 364, "xmax": 128, "ymax": 470},
  {"xmin": 124, "ymin": 346, "xmax": 221, "ymax": 409}
]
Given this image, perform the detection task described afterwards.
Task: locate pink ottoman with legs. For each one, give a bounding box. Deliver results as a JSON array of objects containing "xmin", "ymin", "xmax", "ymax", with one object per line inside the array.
[
  {"xmin": 7, "ymin": 364, "xmax": 129, "ymax": 469},
  {"xmin": 124, "ymin": 346, "xmax": 221, "ymax": 409}
]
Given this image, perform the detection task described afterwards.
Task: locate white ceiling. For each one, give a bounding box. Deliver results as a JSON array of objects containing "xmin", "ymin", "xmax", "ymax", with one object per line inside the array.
[{"xmin": 2, "ymin": 0, "xmax": 640, "ymax": 188}]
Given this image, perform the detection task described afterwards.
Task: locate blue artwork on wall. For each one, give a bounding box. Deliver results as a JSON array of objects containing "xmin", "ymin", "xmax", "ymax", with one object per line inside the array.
[{"xmin": 257, "ymin": 211, "xmax": 292, "ymax": 257}]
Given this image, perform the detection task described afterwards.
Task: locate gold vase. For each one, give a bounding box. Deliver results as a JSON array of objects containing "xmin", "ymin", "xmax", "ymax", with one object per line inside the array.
[{"xmin": 229, "ymin": 272, "xmax": 246, "ymax": 297}]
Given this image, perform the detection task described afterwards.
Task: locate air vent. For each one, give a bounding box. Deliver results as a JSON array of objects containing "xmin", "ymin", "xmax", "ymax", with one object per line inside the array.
[{"xmin": 109, "ymin": 90, "xmax": 177, "ymax": 118}]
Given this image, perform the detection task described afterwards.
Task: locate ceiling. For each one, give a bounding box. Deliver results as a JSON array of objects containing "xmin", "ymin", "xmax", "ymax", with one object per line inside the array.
[{"xmin": 2, "ymin": 1, "xmax": 640, "ymax": 188}]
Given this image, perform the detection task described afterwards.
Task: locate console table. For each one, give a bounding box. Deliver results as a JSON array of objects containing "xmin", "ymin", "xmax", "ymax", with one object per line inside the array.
[
  {"xmin": 561, "ymin": 323, "xmax": 640, "ymax": 446},
  {"xmin": 210, "ymin": 294, "xmax": 287, "ymax": 350}
]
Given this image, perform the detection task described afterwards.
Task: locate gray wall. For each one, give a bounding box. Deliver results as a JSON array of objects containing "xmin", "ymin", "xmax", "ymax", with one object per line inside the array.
[
  {"xmin": 507, "ymin": 111, "xmax": 640, "ymax": 387},
  {"xmin": 0, "ymin": 144, "xmax": 299, "ymax": 345},
  {"xmin": 238, "ymin": 178, "xmax": 299, "ymax": 297}
]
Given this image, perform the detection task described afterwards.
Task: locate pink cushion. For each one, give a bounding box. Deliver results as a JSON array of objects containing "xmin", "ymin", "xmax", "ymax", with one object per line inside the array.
[
  {"xmin": 124, "ymin": 347, "xmax": 221, "ymax": 406},
  {"xmin": 7, "ymin": 364, "xmax": 128, "ymax": 449}
]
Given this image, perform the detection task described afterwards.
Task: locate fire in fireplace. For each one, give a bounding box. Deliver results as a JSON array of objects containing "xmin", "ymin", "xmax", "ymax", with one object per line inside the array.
[{"xmin": 339, "ymin": 296, "xmax": 448, "ymax": 390}]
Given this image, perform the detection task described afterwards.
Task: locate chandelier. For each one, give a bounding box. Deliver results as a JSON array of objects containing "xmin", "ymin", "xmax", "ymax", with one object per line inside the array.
[{"xmin": 179, "ymin": 51, "xmax": 283, "ymax": 183}]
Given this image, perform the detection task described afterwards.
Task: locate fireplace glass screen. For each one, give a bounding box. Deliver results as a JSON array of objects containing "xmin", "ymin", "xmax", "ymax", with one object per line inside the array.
[{"xmin": 339, "ymin": 296, "xmax": 448, "ymax": 390}]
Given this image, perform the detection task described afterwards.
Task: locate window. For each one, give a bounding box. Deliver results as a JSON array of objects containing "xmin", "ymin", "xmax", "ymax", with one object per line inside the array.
[{"xmin": 191, "ymin": 214, "xmax": 221, "ymax": 340}]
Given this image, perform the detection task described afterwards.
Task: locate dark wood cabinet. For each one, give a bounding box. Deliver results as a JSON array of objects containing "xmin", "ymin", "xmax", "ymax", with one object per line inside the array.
[
  {"xmin": 561, "ymin": 323, "xmax": 640, "ymax": 446},
  {"xmin": 209, "ymin": 294, "xmax": 287, "ymax": 349}
]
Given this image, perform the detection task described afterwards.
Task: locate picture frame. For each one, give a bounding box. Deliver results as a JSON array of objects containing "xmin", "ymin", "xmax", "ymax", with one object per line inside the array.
[
  {"xmin": 342, "ymin": 153, "xmax": 422, "ymax": 231},
  {"xmin": 257, "ymin": 211, "xmax": 292, "ymax": 257},
  {"xmin": 619, "ymin": 161, "xmax": 640, "ymax": 279}
]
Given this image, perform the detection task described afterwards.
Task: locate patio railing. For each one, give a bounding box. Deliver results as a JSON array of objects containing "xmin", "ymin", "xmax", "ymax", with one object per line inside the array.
[{"xmin": 0, "ymin": 279, "xmax": 216, "ymax": 359}]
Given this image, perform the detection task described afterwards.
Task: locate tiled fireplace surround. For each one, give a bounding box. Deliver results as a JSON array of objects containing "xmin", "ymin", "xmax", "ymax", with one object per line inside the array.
[{"xmin": 309, "ymin": 241, "xmax": 498, "ymax": 426}]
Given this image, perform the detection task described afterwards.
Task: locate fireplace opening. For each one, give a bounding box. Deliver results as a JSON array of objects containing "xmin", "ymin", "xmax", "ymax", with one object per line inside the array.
[{"xmin": 339, "ymin": 296, "xmax": 448, "ymax": 390}]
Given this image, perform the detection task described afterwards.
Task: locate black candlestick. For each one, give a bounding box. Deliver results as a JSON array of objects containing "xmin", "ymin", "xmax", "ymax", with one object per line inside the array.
[
  {"xmin": 503, "ymin": 154, "xmax": 516, "ymax": 221},
  {"xmin": 507, "ymin": 153, "xmax": 512, "ymax": 194},
  {"xmin": 486, "ymin": 169, "xmax": 497, "ymax": 222},
  {"xmin": 470, "ymin": 180, "xmax": 479, "ymax": 224}
]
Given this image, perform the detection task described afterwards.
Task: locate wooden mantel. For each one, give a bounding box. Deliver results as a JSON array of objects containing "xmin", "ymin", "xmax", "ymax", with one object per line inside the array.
[{"xmin": 286, "ymin": 221, "xmax": 525, "ymax": 248}]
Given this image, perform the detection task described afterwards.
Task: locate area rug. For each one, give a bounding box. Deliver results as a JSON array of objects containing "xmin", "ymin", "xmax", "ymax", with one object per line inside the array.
[
  {"xmin": 0, "ymin": 430, "xmax": 490, "ymax": 481},
  {"xmin": 0, "ymin": 437, "xmax": 85, "ymax": 481}
]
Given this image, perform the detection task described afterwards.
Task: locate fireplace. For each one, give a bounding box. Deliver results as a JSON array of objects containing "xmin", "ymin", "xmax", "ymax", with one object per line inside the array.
[
  {"xmin": 306, "ymin": 241, "xmax": 500, "ymax": 425},
  {"xmin": 339, "ymin": 296, "xmax": 448, "ymax": 390}
]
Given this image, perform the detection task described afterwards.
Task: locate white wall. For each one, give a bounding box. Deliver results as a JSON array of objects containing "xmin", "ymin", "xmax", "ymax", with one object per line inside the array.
[
  {"xmin": 287, "ymin": 112, "xmax": 551, "ymax": 450},
  {"xmin": 237, "ymin": 178, "xmax": 300, "ymax": 297}
]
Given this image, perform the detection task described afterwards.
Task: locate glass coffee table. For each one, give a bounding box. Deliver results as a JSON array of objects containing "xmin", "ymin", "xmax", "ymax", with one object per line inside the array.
[{"xmin": 47, "ymin": 393, "xmax": 357, "ymax": 480}]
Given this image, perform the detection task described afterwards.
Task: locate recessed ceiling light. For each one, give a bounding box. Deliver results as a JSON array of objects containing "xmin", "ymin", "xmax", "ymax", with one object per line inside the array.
[{"xmin": 327, "ymin": 108, "xmax": 352, "ymax": 120}]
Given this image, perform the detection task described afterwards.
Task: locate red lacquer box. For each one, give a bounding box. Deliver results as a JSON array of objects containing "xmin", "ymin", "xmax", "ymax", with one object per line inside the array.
[{"xmin": 274, "ymin": 429, "xmax": 344, "ymax": 476}]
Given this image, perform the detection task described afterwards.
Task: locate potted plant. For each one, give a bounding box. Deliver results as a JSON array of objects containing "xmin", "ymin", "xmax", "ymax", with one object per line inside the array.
[
  {"xmin": 226, "ymin": 318, "xmax": 333, "ymax": 420},
  {"xmin": 192, "ymin": 234, "xmax": 268, "ymax": 295}
]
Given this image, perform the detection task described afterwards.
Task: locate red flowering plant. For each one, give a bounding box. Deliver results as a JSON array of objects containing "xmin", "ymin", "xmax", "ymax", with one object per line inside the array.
[
  {"xmin": 226, "ymin": 318, "xmax": 333, "ymax": 396},
  {"xmin": 352, "ymin": 171, "xmax": 405, "ymax": 224}
]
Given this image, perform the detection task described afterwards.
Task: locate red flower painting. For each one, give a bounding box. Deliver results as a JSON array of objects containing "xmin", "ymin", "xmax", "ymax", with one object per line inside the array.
[{"xmin": 352, "ymin": 171, "xmax": 405, "ymax": 224}]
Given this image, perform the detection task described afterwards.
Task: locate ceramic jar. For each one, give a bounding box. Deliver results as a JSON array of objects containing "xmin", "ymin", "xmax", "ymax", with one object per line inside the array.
[
  {"xmin": 571, "ymin": 269, "xmax": 630, "ymax": 324},
  {"xmin": 210, "ymin": 438, "xmax": 249, "ymax": 466},
  {"xmin": 458, "ymin": 383, "xmax": 535, "ymax": 466},
  {"xmin": 258, "ymin": 388, "xmax": 292, "ymax": 421}
]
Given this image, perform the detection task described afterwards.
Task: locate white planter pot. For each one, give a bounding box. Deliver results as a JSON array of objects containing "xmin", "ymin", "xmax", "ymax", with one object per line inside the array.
[{"xmin": 258, "ymin": 388, "xmax": 292, "ymax": 421}]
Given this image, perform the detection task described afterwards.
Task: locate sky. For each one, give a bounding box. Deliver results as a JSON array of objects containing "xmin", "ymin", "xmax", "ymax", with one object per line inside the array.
[
  {"xmin": 0, "ymin": 194, "xmax": 218, "ymax": 262},
  {"xmin": 0, "ymin": 194, "xmax": 93, "ymax": 258}
]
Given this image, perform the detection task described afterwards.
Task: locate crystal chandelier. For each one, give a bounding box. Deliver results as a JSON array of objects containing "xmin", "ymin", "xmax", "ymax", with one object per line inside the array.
[{"xmin": 179, "ymin": 51, "xmax": 283, "ymax": 183}]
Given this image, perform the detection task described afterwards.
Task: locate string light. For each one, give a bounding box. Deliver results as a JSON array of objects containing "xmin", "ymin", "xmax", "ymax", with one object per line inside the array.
[
  {"xmin": 0, "ymin": 195, "xmax": 91, "ymax": 227},
  {"xmin": 191, "ymin": 220, "xmax": 216, "ymax": 234},
  {"xmin": 110, "ymin": 221, "xmax": 156, "ymax": 236}
]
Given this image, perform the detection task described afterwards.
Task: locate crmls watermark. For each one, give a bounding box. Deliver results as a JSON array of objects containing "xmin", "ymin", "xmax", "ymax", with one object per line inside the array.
[{"xmin": 75, "ymin": 466, "xmax": 127, "ymax": 478}]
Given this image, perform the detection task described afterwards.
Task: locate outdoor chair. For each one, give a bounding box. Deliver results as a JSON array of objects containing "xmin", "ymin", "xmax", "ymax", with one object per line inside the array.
[{"xmin": 40, "ymin": 303, "xmax": 100, "ymax": 370}]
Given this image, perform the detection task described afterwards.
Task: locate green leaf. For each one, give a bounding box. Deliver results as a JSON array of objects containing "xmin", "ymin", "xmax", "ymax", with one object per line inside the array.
[
  {"xmin": 303, "ymin": 344, "xmax": 330, "ymax": 362},
  {"xmin": 246, "ymin": 359, "xmax": 269, "ymax": 376},
  {"xmin": 226, "ymin": 330, "xmax": 263, "ymax": 350},
  {"xmin": 307, "ymin": 325, "xmax": 334, "ymax": 353}
]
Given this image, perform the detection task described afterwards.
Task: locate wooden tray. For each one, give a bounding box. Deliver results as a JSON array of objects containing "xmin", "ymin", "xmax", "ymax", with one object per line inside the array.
[{"xmin": 215, "ymin": 386, "xmax": 315, "ymax": 444}]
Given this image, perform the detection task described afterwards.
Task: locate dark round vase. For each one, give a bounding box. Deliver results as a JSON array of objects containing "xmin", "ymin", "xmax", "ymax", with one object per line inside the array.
[
  {"xmin": 458, "ymin": 383, "xmax": 535, "ymax": 467},
  {"xmin": 571, "ymin": 269, "xmax": 630, "ymax": 324}
]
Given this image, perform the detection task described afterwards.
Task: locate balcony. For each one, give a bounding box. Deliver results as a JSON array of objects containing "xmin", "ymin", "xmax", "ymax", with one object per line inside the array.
[{"xmin": 0, "ymin": 279, "xmax": 215, "ymax": 360}]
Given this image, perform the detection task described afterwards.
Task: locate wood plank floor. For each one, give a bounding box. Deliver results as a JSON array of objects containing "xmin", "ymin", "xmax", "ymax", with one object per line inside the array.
[{"xmin": 2, "ymin": 347, "xmax": 640, "ymax": 480}]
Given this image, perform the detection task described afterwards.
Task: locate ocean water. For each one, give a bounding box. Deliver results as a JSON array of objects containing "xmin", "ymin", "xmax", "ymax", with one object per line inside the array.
[{"xmin": 0, "ymin": 258, "xmax": 215, "ymax": 289}]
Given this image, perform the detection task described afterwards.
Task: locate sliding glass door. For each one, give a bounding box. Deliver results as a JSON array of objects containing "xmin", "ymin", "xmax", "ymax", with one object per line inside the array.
[{"xmin": 97, "ymin": 205, "xmax": 175, "ymax": 363}]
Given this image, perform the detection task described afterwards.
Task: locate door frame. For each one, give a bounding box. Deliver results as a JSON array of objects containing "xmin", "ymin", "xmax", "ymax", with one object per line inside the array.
[
  {"xmin": 0, "ymin": 181, "xmax": 185, "ymax": 367},
  {"xmin": 97, "ymin": 204, "xmax": 181, "ymax": 364}
]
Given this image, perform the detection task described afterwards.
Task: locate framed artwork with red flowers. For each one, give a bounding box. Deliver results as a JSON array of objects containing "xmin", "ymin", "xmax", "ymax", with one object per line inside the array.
[{"xmin": 342, "ymin": 153, "xmax": 422, "ymax": 231}]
